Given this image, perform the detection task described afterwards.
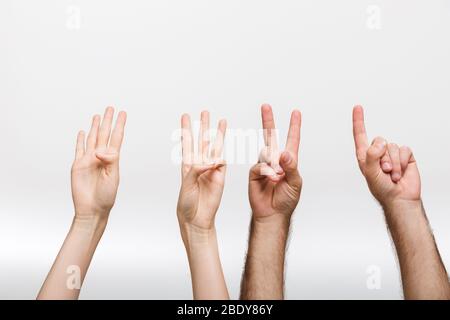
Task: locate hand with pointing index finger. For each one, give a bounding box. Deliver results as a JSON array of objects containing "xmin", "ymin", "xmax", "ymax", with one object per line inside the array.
[
  {"xmin": 249, "ymin": 104, "xmax": 303, "ymax": 221},
  {"xmin": 352, "ymin": 106, "xmax": 421, "ymax": 207}
]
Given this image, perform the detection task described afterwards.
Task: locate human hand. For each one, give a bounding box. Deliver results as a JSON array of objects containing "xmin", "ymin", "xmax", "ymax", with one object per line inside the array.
[
  {"xmin": 71, "ymin": 107, "xmax": 127, "ymax": 224},
  {"xmin": 352, "ymin": 106, "xmax": 421, "ymax": 208},
  {"xmin": 177, "ymin": 111, "xmax": 227, "ymax": 233},
  {"xmin": 249, "ymin": 104, "xmax": 302, "ymax": 221}
]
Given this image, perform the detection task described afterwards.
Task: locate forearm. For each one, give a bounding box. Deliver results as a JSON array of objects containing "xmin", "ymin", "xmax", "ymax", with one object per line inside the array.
[
  {"xmin": 384, "ymin": 200, "xmax": 450, "ymax": 300},
  {"xmin": 37, "ymin": 216, "xmax": 107, "ymax": 300},
  {"xmin": 181, "ymin": 225, "xmax": 229, "ymax": 300},
  {"xmin": 240, "ymin": 215, "xmax": 291, "ymax": 300}
]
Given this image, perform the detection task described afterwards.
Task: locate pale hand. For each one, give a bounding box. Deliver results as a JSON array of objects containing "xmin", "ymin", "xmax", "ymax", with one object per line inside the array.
[
  {"xmin": 177, "ymin": 111, "xmax": 227, "ymax": 231},
  {"xmin": 71, "ymin": 107, "xmax": 127, "ymax": 221}
]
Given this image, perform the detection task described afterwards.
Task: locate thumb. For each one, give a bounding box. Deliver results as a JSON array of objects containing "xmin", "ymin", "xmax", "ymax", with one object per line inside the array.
[
  {"xmin": 95, "ymin": 151, "xmax": 119, "ymax": 165},
  {"xmin": 364, "ymin": 137, "xmax": 387, "ymax": 179},
  {"xmin": 279, "ymin": 151, "xmax": 301, "ymax": 186},
  {"xmin": 183, "ymin": 164, "xmax": 216, "ymax": 186}
]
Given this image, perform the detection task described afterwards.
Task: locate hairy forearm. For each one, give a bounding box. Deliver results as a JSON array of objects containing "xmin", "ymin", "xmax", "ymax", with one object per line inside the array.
[
  {"xmin": 240, "ymin": 215, "xmax": 291, "ymax": 300},
  {"xmin": 37, "ymin": 216, "xmax": 107, "ymax": 300},
  {"xmin": 384, "ymin": 200, "xmax": 450, "ymax": 300},
  {"xmin": 181, "ymin": 225, "xmax": 229, "ymax": 300}
]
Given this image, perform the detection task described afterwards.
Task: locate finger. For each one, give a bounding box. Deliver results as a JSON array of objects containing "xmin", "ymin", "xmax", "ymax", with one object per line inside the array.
[
  {"xmin": 211, "ymin": 119, "xmax": 227, "ymax": 159},
  {"xmin": 97, "ymin": 106, "xmax": 115, "ymax": 149},
  {"xmin": 352, "ymin": 106, "xmax": 369, "ymax": 166},
  {"xmin": 109, "ymin": 111, "xmax": 127, "ymax": 152},
  {"xmin": 261, "ymin": 104, "xmax": 277, "ymax": 149},
  {"xmin": 199, "ymin": 111, "xmax": 210, "ymax": 162},
  {"xmin": 388, "ymin": 143, "xmax": 401, "ymax": 182},
  {"xmin": 75, "ymin": 131, "xmax": 85, "ymax": 160},
  {"xmin": 279, "ymin": 151, "xmax": 302, "ymax": 187},
  {"xmin": 261, "ymin": 104, "xmax": 282, "ymax": 173},
  {"xmin": 258, "ymin": 147, "xmax": 282, "ymax": 174},
  {"xmin": 400, "ymin": 146, "xmax": 413, "ymax": 174},
  {"xmin": 181, "ymin": 114, "xmax": 194, "ymax": 166},
  {"xmin": 381, "ymin": 152, "xmax": 392, "ymax": 173},
  {"xmin": 86, "ymin": 115, "xmax": 101, "ymax": 152},
  {"xmin": 249, "ymin": 163, "xmax": 280, "ymax": 182},
  {"xmin": 285, "ymin": 110, "xmax": 301, "ymax": 160},
  {"xmin": 364, "ymin": 137, "xmax": 387, "ymax": 179}
]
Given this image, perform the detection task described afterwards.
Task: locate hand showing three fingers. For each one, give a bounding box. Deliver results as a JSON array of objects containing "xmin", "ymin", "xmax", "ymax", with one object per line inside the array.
[
  {"xmin": 177, "ymin": 111, "xmax": 227, "ymax": 232},
  {"xmin": 249, "ymin": 104, "xmax": 303, "ymax": 221},
  {"xmin": 72, "ymin": 107, "xmax": 127, "ymax": 223},
  {"xmin": 352, "ymin": 106, "xmax": 421, "ymax": 207}
]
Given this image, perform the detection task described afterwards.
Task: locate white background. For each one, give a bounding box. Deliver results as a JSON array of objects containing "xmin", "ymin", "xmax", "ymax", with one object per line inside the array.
[{"xmin": 0, "ymin": 0, "xmax": 449, "ymax": 299}]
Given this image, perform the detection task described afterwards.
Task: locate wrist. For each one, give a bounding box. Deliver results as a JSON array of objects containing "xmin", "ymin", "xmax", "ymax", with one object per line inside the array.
[
  {"xmin": 180, "ymin": 223, "xmax": 218, "ymax": 249},
  {"xmin": 252, "ymin": 213, "xmax": 292, "ymax": 227},
  {"xmin": 381, "ymin": 199, "xmax": 429, "ymax": 240},
  {"xmin": 72, "ymin": 214, "xmax": 108, "ymax": 235},
  {"xmin": 381, "ymin": 199, "xmax": 423, "ymax": 220},
  {"xmin": 250, "ymin": 214, "xmax": 291, "ymax": 244}
]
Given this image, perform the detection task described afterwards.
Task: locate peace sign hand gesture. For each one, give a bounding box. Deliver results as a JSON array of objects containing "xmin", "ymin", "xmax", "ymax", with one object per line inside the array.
[{"xmin": 249, "ymin": 104, "xmax": 303, "ymax": 221}]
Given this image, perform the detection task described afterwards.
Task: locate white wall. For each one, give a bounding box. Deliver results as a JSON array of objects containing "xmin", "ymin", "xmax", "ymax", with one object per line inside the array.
[{"xmin": 0, "ymin": 0, "xmax": 449, "ymax": 299}]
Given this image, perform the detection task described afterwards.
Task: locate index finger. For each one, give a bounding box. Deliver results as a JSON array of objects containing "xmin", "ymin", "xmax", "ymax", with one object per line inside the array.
[
  {"xmin": 352, "ymin": 105, "xmax": 369, "ymax": 163},
  {"xmin": 261, "ymin": 104, "xmax": 278, "ymax": 149}
]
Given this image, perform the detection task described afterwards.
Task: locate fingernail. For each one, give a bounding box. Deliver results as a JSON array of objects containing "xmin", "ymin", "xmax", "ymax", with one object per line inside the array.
[
  {"xmin": 281, "ymin": 152, "xmax": 291, "ymax": 164},
  {"xmin": 375, "ymin": 141, "xmax": 386, "ymax": 151},
  {"xmin": 392, "ymin": 173, "xmax": 401, "ymax": 181},
  {"xmin": 382, "ymin": 162, "xmax": 392, "ymax": 171},
  {"xmin": 274, "ymin": 164, "xmax": 283, "ymax": 174}
]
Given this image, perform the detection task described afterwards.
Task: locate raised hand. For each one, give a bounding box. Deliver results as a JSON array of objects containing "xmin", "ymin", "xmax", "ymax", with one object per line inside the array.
[
  {"xmin": 177, "ymin": 111, "xmax": 227, "ymax": 231},
  {"xmin": 177, "ymin": 111, "xmax": 229, "ymax": 300},
  {"xmin": 352, "ymin": 105, "xmax": 420, "ymax": 206},
  {"xmin": 72, "ymin": 107, "xmax": 127, "ymax": 222},
  {"xmin": 249, "ymin": 104, "xmax": 302, "ymax": 220},
  {"xmin": 352, "ymin": 105, "xmax": 450, "ymax": 300},
  {"xmin": 241, "ymin": 104, "xmax": 302, "ymax": 300},
  {"xmin": 38, "ymin": 107, "xmax": 126, "ymax": 300}
]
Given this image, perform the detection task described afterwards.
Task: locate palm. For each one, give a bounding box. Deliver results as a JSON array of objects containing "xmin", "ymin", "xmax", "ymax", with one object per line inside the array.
[
  {"xmin": 177, "ymin": 112, "xmax": 227, "ymax": 230},
  {"xmin": 179, "ymin": 166, "xmax": 225, "ymax": 229},
  {"xmin": 72, "ymin": 151, "xmax": 119, "ymax": 218}
]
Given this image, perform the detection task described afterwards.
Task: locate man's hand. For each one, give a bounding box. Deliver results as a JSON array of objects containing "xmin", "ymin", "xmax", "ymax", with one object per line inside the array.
[
  {"xmin": 249, "ymin": 104, "xmax": 302, "ymax": 221},
  {"xmin": 241, "ymin": 104, "xmax": 302, "ymax": 300},
  {"xmin": 352, "ymin": 105, "xmax": 450, "ymax": 300},
  {"xmin": 72, "ymin": 106, "xmax": 127, "ymax": 223},
  {"xmin": 352, "ymin": 105, "xmax": 420, "ymax": 208}
]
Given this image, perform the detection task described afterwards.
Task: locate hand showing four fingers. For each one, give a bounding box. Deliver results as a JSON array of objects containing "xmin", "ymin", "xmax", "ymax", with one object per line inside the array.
[
  {"xmin": 249, "ymin": 104, "xmax": 303, "ymax": 221},
  {"xmin": 352, "ymin": 106, "xmax": 421, "ymax": 207},
  {"xmin": 177, "ymin": 111, "xmax": 227, "ymax": 231},
  {"xmin": 71, "ymin": 107, "xmax": 127, "ymax": 223}
]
